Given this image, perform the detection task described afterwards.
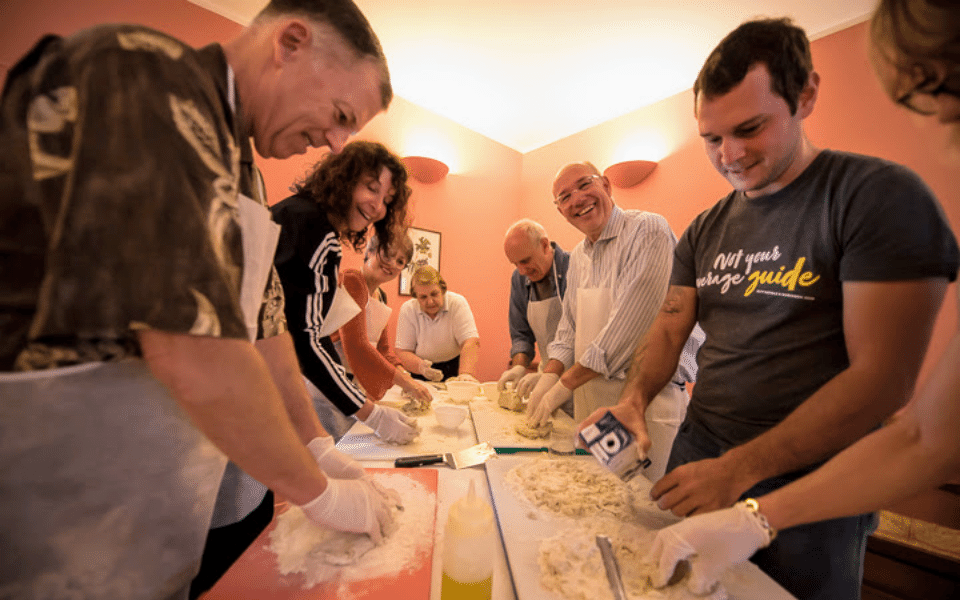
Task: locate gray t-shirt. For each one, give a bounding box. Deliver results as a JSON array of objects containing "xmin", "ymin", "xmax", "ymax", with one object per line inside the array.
[{"xmin": 672, "ymin": 150, "xmax": 958, "ymax": 447}]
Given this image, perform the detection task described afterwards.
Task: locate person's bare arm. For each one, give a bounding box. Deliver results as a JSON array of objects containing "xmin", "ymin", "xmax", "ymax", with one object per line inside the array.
[
  {"xmin": 624, "ymin": 285, "xmax": 698, "ymax": 407},
  {"xmin": 510, "ymin": 352, "xmax": 533, "ymax": 368},
  {"xmin": 457, "ymin": 337, "xmax": 480, "ymax": 377},
  {"xmin": 138, "ymin": 330, "xmax": 326, "ymax": 505},
  {"xmin": 578, "ymin": 285, "xmax": 697, "ymax": 445},
  {"xmin": 653, "ymin": 278, "xmax": 948, "ymax": 516},
  {"xmin": 760, "ymin": 320, "xmax": 960, "ymax": 530},
  {"xmin": 559, "ymin": 363, "xmax": 600, "ymax": 389},
  {"xmin": 396, "ymin": 348, "xmax": 425, "ymax": 374},
  {"xmin": 255, "ymin": 331, "xmax": 326, "ymax": 444}
]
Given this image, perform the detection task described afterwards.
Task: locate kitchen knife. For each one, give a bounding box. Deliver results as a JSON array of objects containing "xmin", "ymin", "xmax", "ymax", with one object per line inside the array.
[
  {"xmin": 596, "ymin": 535, "xmax": 628, "ymax": 600},
  {"xmin": 394, "ymin": 442, "xmax": 495, "ymax": 469}
]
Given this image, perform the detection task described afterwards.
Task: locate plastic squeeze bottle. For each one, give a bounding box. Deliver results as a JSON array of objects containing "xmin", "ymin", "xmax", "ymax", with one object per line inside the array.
[{"xmin": 441, "ymin": 479, "xmax": 495, "ymax": 600}]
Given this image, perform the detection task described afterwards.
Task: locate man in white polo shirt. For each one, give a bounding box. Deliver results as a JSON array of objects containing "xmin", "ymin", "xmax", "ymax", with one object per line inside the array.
[{"xmin": 396, "ymin": 265, "xmax": 480, "ymax": 382}]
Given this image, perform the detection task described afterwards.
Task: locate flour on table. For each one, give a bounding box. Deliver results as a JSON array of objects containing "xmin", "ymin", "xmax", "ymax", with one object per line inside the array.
[
  {"xmin": 471, "ymin": 400, "xmax": 561, "ymax": 446},
  {"xmin": 267, "ymin": 473, "xmax": 434, "ymax": 589},
  {"xmin": 472, "ymin": 398, "xmax": 579, "ymax": 448},
  {"xmin": 344, "ymin": 398, "xmax": 474, "ymax": 455},
  {"xmin": 507, "ymin": 457, "xmax": 724, "ymax": 600}
]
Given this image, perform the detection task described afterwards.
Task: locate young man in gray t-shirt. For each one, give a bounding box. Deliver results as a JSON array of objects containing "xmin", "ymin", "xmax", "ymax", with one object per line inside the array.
[{"xmin": 579, "ymin": 17, "xmax": 958, "ymax": 600}]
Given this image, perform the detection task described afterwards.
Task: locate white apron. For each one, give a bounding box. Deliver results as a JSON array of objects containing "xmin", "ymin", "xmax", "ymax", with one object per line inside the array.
[
  {"xmin": 330, "ymin": 292, "xmax": 383, "ymax": 375},
  {"xmin": 0, "ymin": 360, "xmax": 228, "ymax": 600},
  {"xmin": 527, "ymin": 268, "xmax": 563, "ymax": 366},
  {"xmin": 572, "ymin": 286, "xmax": 686, "ymax": 483},
  {"xmin": 237, "ymin": 194, "xmax": 281, "ymax": 342},
  {"xmin": 365, "ymin": 296, "xmax": 392, "ymax": 345},
  {"xmin": 316, "ymin": 285, "xmax": 361, "ymax": 339},
  {"xmin": 209, "ymin": 193, "xmax": 280, "ymax": 528},
  {"xmin": 573, "ymin": 286, "xmax": 621, "ymax": 421}
]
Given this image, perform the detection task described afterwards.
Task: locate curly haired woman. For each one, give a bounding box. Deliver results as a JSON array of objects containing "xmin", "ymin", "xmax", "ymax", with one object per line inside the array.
[{"xmin": 272, "ymin": 140, "xmax": 420, "ymax": 442}]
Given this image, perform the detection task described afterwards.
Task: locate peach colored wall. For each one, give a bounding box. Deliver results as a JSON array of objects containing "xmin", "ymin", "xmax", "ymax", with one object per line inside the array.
[
  {"xmin": 1, "ymin": 0, "xmax": 241, "ymax": 73},
  {"xmin": 6, "ymin": 4, "xmax": 956, "ymax": 390},
  {"xmin": 520, "ymin": 21, "xmax": 958, "ymax": 392},
  {"xmin": 3, "ymin": 0, "xmax": 523, "ymax": 382},
  {"xmin": 257, "ymin": 99, "xmax": 524, "ymax": 382}
]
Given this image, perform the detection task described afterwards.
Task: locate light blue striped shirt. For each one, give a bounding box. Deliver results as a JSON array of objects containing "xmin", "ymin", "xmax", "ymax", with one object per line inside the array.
[{"xmin": 548, "ymin": 205, "xmax": 701, "ymax": 383}]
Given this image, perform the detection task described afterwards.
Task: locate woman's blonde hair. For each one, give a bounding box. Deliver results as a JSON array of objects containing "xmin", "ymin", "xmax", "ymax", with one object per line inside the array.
[{"xmin": 411, "ymin": 265, "xmax": 446, "ymax": 292}]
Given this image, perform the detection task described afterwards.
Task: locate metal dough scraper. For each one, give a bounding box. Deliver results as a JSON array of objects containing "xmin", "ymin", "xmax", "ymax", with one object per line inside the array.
[
  {"xmin": 394, "ymin": 442, "xmax": 495, "ymax": 469},
  {"xmin": 596, "ymin": 535, "xmax": 628, "ymax": 600}
]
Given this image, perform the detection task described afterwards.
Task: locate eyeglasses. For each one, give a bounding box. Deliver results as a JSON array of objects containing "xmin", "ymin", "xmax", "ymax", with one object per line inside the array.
[
  {"xmin": 554, "ymin": 174, "xmax": 601, "ymax": 207},
  {"xmin": 896, "ymin": 65, "xmax": 960, "ymax": 116}
]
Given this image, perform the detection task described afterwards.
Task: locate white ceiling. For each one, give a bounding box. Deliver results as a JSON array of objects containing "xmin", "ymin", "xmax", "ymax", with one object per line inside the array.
[{"xmin": 190, "ymin": 0, "xmax": 876, "ymax": 153}]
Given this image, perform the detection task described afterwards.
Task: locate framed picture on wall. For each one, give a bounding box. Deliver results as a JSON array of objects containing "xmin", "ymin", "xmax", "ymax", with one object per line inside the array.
[{"xmin": 399, "ymin": 226, "xmax": 441, "ymax": 296}]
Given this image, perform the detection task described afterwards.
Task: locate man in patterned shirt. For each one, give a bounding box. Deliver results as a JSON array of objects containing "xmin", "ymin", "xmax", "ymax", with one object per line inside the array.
[
  {"xmin": 0, "ymin": 1, "xmax": 400, "ymax": 598},
  {"xmin": 525, "ymin": 161, "xmax": 702, "ymax": 482}
]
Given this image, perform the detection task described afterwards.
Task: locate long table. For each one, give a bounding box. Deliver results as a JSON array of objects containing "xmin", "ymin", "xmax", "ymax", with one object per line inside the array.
[{"xmin": 204, "ymin": 388, "xmax": 796, "ymax": 600}]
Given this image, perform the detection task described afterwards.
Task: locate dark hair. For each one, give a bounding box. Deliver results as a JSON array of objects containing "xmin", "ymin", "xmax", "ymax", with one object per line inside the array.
[
  {"xmin": 694, "ymin": 17, "xmax": 813, "ymax": 115},
  {"xmin": 256, "ymin": 0, "xmax": 392, "ymax": 108},
  {"xmin": 295, "ymin": 140, "xmax": 411, "ymax": 252},
  {"xmin": 367, "ymin": 231, "xmax": 414, "ymax": 264}
]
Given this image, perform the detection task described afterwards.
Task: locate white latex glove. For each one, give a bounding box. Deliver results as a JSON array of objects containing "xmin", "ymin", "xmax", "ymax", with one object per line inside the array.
[
  {"xmin": 515, "ymin": 372, "xmax": 542, "ymax": 399},
  {"xmin": 307, "ymin": 436, "xmax": 365, "ymax": 480},
  {"xmin": 525, "ymin": 372, "xmax": 559, "ymax": 419},
  {"xmin": 497, "ymin": 365, "xmax": 527, "ymax": 391},
  {"xmin": 453, "ymin": 373, "xmax": 479, "ymax": 383},
  {"xmin": 300, "ymin": 478, "xmax": 396, "ymax": 544},
  {"xmin": 418, "ymin": 358, "xmax": 444, "ymax": 382},
  {"xmin": 365, "ymin": 477, "xmax": 403, "ymax": 509},
  {"xmin": 643, "ymin": 502, "xmax": 773, "ymax": 595},
  {"xmin": 362, "ymin": 403, "xmax": 421, "ymax": 444},
  {"xmin": 528, "ymin": 377, "xmax": 572, "ymax": 427}
]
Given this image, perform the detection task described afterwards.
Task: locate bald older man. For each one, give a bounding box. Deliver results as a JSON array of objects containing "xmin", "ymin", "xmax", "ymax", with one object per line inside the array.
[
  {"xmin": 526, "ymin": 162, "xmax": 703, "ymax": 482},
  {"xmin": 498, "ymin": 219, "xmax": 570, "ymax": 396}
]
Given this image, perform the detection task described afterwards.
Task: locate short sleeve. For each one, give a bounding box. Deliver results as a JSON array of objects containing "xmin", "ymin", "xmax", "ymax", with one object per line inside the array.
[
  {"xmin": 395, "ymin": 300, "xmax": 418, "ymax": 351},
  {"xmin": 671, "ymin": 222, "xmax": 699, "ymax": 288},
  {"xmin": 13, "ymin": 30, "xmax": 248, "ymax": 345},
  {"xmin": 451, "ymin": 294, "xmax": 479, "ymax": 345},
  {"xmin": 835, "ymin": 164, "xmax": 958, "ymax": 282}
]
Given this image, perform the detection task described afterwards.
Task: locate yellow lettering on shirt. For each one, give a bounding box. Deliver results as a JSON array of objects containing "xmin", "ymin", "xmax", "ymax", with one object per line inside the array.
[{"xmin": 744, "ymin": 257, "xmax": 821, "ymax": 297}]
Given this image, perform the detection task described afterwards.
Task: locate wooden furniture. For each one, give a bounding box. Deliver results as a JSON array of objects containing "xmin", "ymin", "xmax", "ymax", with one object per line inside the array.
[{"xmin": 862, "ymin": 484, "xmax": 960, "ymax": 599}]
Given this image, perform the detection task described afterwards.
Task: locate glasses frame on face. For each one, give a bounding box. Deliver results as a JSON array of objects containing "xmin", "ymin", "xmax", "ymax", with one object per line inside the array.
[
  {"xmin": 896, "ymin": 65, "xmax": 960, "ymax": 116},
  {"xmin": 554, "ymin": 174, "xmax": 602, "ymax": 208}
]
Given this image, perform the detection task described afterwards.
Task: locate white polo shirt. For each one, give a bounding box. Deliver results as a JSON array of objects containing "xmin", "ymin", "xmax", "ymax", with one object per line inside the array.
[{"xmin": 396, "ymin": 291, "xmax": 479, "ymax": 363}]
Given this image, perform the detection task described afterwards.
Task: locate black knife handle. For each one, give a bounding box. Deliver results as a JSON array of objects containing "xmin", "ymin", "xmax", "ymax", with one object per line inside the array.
[{"xmin": 395, "ymin": 454, "xmax": 444, "ymax": 468}]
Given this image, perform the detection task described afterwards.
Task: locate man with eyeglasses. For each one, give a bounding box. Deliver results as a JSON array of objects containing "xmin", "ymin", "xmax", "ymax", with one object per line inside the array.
[
  {"xmin": 578, "ymin": 17, "xmax": 958, "ymax": 600},
  {"xmin": 524, "ymin": 161, "xmax": 702, "ymax": 483}
]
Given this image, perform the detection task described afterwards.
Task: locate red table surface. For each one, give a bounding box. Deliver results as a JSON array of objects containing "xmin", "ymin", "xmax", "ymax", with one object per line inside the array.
[{"xmin": 202, "ymin": 468, "xmax": 438, "ymax": 600}]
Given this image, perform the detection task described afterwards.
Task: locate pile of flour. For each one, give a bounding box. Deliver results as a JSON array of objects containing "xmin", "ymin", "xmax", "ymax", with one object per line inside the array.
[{"xmin": 267, "ymin": 473, "xmax": 435, "ymax": 590}]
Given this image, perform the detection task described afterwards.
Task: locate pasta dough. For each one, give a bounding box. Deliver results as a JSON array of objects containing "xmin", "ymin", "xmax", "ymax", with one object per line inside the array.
[
  {"xmin": 506, "ymin": 458, "xmax": 721, "ymax": 600},
  {"xmin": 515, "ymin": 420, "xmax": 552, "ymax": 439}
]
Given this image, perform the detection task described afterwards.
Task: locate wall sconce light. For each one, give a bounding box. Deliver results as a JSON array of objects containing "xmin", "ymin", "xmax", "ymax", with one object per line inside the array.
[
  {"xmin": 402, "ymin": 156, "xmax": 449, "ymax": 184},
  {"xmin": 603, "ymin": 160, "xmax": 657, "ymax": 188}
]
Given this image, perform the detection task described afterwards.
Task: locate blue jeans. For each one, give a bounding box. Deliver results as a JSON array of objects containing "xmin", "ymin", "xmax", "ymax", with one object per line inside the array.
[{"xmin": 666, "ymin": 419, "xmax": 877, "ymax": 600}]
